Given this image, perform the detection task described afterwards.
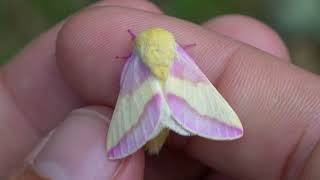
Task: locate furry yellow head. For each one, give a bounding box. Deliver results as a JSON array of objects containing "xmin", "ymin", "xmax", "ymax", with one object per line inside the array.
[{"xmin": 135, "ymin": 28, "xmax": 176, "ymax": 82}]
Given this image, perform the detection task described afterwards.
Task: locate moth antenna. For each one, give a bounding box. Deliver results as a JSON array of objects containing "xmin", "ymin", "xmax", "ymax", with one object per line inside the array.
[
  {"xmin": 182, "ymin": 43, "xmax": 197, "ymax": 50},
  {"xmin": 115, "ymin": 53, "xmax": 131, "ymax": 61},
  {"xmin": 128, "ymin": 29, "xmax": 136, "ymax": 40},
  {"xmin": 115, "ymin": 30, "xmax": 135, "ymax": 61}
]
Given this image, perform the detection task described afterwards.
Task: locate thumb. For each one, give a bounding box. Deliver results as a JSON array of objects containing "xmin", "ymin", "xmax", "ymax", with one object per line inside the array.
[{"xmin": 11, "ymin": 106, "xmax": 144, "ymax": 180}]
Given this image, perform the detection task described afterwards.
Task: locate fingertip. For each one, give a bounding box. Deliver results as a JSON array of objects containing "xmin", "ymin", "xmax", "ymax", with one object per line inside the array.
[
  {"xmin": 27, "ymin": 106, "xmax": 144, "ymax": 180},
  {"xmin": 113, "ymin": 150, "xmax": 145, "ymax": 180},
  {"xmin": 204, "ymin": 14, "xmax": 290, "ymax": 61},
  {"xmin": 205, "ymin": 173, "xmax": 235, "ymax": 180},
  {"xmin": 94, "ymin": 0, "xmax": 162, "ymax": 14},
  {"xmin": 56, "ymin": 7, "xmax": 131, "ymax": 105}
]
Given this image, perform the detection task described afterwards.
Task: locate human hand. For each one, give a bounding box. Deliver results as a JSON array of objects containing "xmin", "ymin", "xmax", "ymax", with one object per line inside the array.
[{"xmin": 2, "ymin": 0, "xmax": 320, "ymax": 179}]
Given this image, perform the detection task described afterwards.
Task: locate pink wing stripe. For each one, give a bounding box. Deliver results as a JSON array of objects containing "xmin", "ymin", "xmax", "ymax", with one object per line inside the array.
[
  {"xmin": 120, "ymin": 52, "xmax": 150, "ymax": 95},
  {"xmin": 170, "ymin": 45, "xmax": 207, "ymax": 83},
  {"xmin": 167, "ymin": 94, "xmax": 243, "ymax": 138},
  {"xmin": 107, "ymin": 94, "xmax": 161, "ymax": 159}
]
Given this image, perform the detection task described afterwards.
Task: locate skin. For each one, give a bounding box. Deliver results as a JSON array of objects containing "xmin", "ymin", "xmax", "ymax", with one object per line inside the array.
[{"xmin": 1, "ymin": 0, "xmax": 320, "ymax": 179}]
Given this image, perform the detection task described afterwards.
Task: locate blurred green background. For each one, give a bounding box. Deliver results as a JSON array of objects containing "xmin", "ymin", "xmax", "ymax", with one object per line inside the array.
[{"xmin": 1, "ymin": 0, "xmax": 320, "ymax": 73}]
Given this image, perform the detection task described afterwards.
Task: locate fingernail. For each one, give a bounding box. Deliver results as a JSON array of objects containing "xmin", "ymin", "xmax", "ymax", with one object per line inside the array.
[
  {"xmin": 69, "ymin": 106, "xmax": 112, "ymax": 123},
  {"xmin": 111, "ymin": 155, "xmax": 131, "ymax": 179},
  {"xmin": 29, "ymin": 107, "xmax": 120, "ymax": 180}
]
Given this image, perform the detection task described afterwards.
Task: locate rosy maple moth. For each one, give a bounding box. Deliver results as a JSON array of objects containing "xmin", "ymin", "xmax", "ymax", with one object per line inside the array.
[{"xmin": 106, "ymin": 28, "xmax": 243, "ymax": 159}]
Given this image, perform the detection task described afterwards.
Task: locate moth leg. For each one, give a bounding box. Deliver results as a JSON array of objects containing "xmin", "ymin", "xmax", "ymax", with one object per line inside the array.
[
  {"xmin": 114, "ymin": 29, "xmax": 136, "ymax": 60},
  {"xmin": 181, "ymin": 43, "xmax": 197, "ymax": 50},
  {"xmin": 144, "ymin": 128, "xmax": 170, "ymax": 155},
  {"xmin": 127, "ymin": 29, "xmax": 136, "ymax": 40},
  {"xmin": 115, "ymin": 53, "xmax": 132, "ymax": 60}
]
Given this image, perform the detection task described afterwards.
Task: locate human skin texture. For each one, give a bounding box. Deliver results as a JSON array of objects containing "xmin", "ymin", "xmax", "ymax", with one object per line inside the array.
[{"xmin": 2, "ymin": 0, "xmax": 320, "ymax": 180}]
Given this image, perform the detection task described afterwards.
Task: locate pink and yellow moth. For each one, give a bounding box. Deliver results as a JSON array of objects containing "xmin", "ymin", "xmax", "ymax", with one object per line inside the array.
[{"xmin": 106, "ymin": 28, "xmax": 243, "ymax": 159}]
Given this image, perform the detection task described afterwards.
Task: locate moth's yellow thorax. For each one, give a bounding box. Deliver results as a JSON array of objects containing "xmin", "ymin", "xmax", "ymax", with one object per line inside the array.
[{"xmin": 135, "ymin": 28, "xmax": 176, "ymax": 82}]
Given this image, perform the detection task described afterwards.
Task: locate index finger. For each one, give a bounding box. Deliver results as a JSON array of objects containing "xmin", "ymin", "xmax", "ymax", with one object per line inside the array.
[{"xmin": 56, "ymin": 7, "xmax": 320, "ymax": 180}]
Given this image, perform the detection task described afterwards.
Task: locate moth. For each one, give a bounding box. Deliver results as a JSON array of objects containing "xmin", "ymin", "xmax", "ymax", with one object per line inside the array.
[{"xmin": 106, "ymin": 28, "xmax": 243, "ymax": 159}]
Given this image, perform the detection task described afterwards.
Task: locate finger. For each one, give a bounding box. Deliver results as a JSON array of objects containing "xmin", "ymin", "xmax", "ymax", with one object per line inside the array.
[
  {"xmin": 204, "ymin": 173, "xmax": 234, "ymax": 180},
  {"xmin": 0, "ymin": 0, "xmax": 161, "ymax": 177},
  {"xmin": 202, "ymin": 14, "xmax": 291, "ymax": 179},
  {"xmin": 144, "ymin": 147, "xmax": 208, "ymax": 180},
  {"xmin": 144, "ymin": 133, "xmax": 208, "ymax": 180},
  {"xmin": 56, "ymin": 7, "xmax": 320, "ymax": 180},
  {"xmin": 299, "ymin": 143, "xmax": 320, "ymax": 180},
  {"xmin": 203, "ymin": 15, "xmax": 290, "ymax": 61},
  {"xmin": 94, "ymin": 0, "xmax": 162, "ymax": 13},
  {"xmin": 12, "ymin": 106, "xmax": 144, "ymax": 180},
  {"xmin": 0, "ymin": 23, "xmax": 76, "ymax": 178}
]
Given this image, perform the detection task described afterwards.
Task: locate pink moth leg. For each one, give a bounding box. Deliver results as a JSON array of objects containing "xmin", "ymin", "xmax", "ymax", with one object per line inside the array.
[
  {"xmin": 181, "ymin": 43, "xmax": 197, "ymax": 50},
  {"xmin": 115, "ymin": 29, "xmax": 136, "ymax": 60}
]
